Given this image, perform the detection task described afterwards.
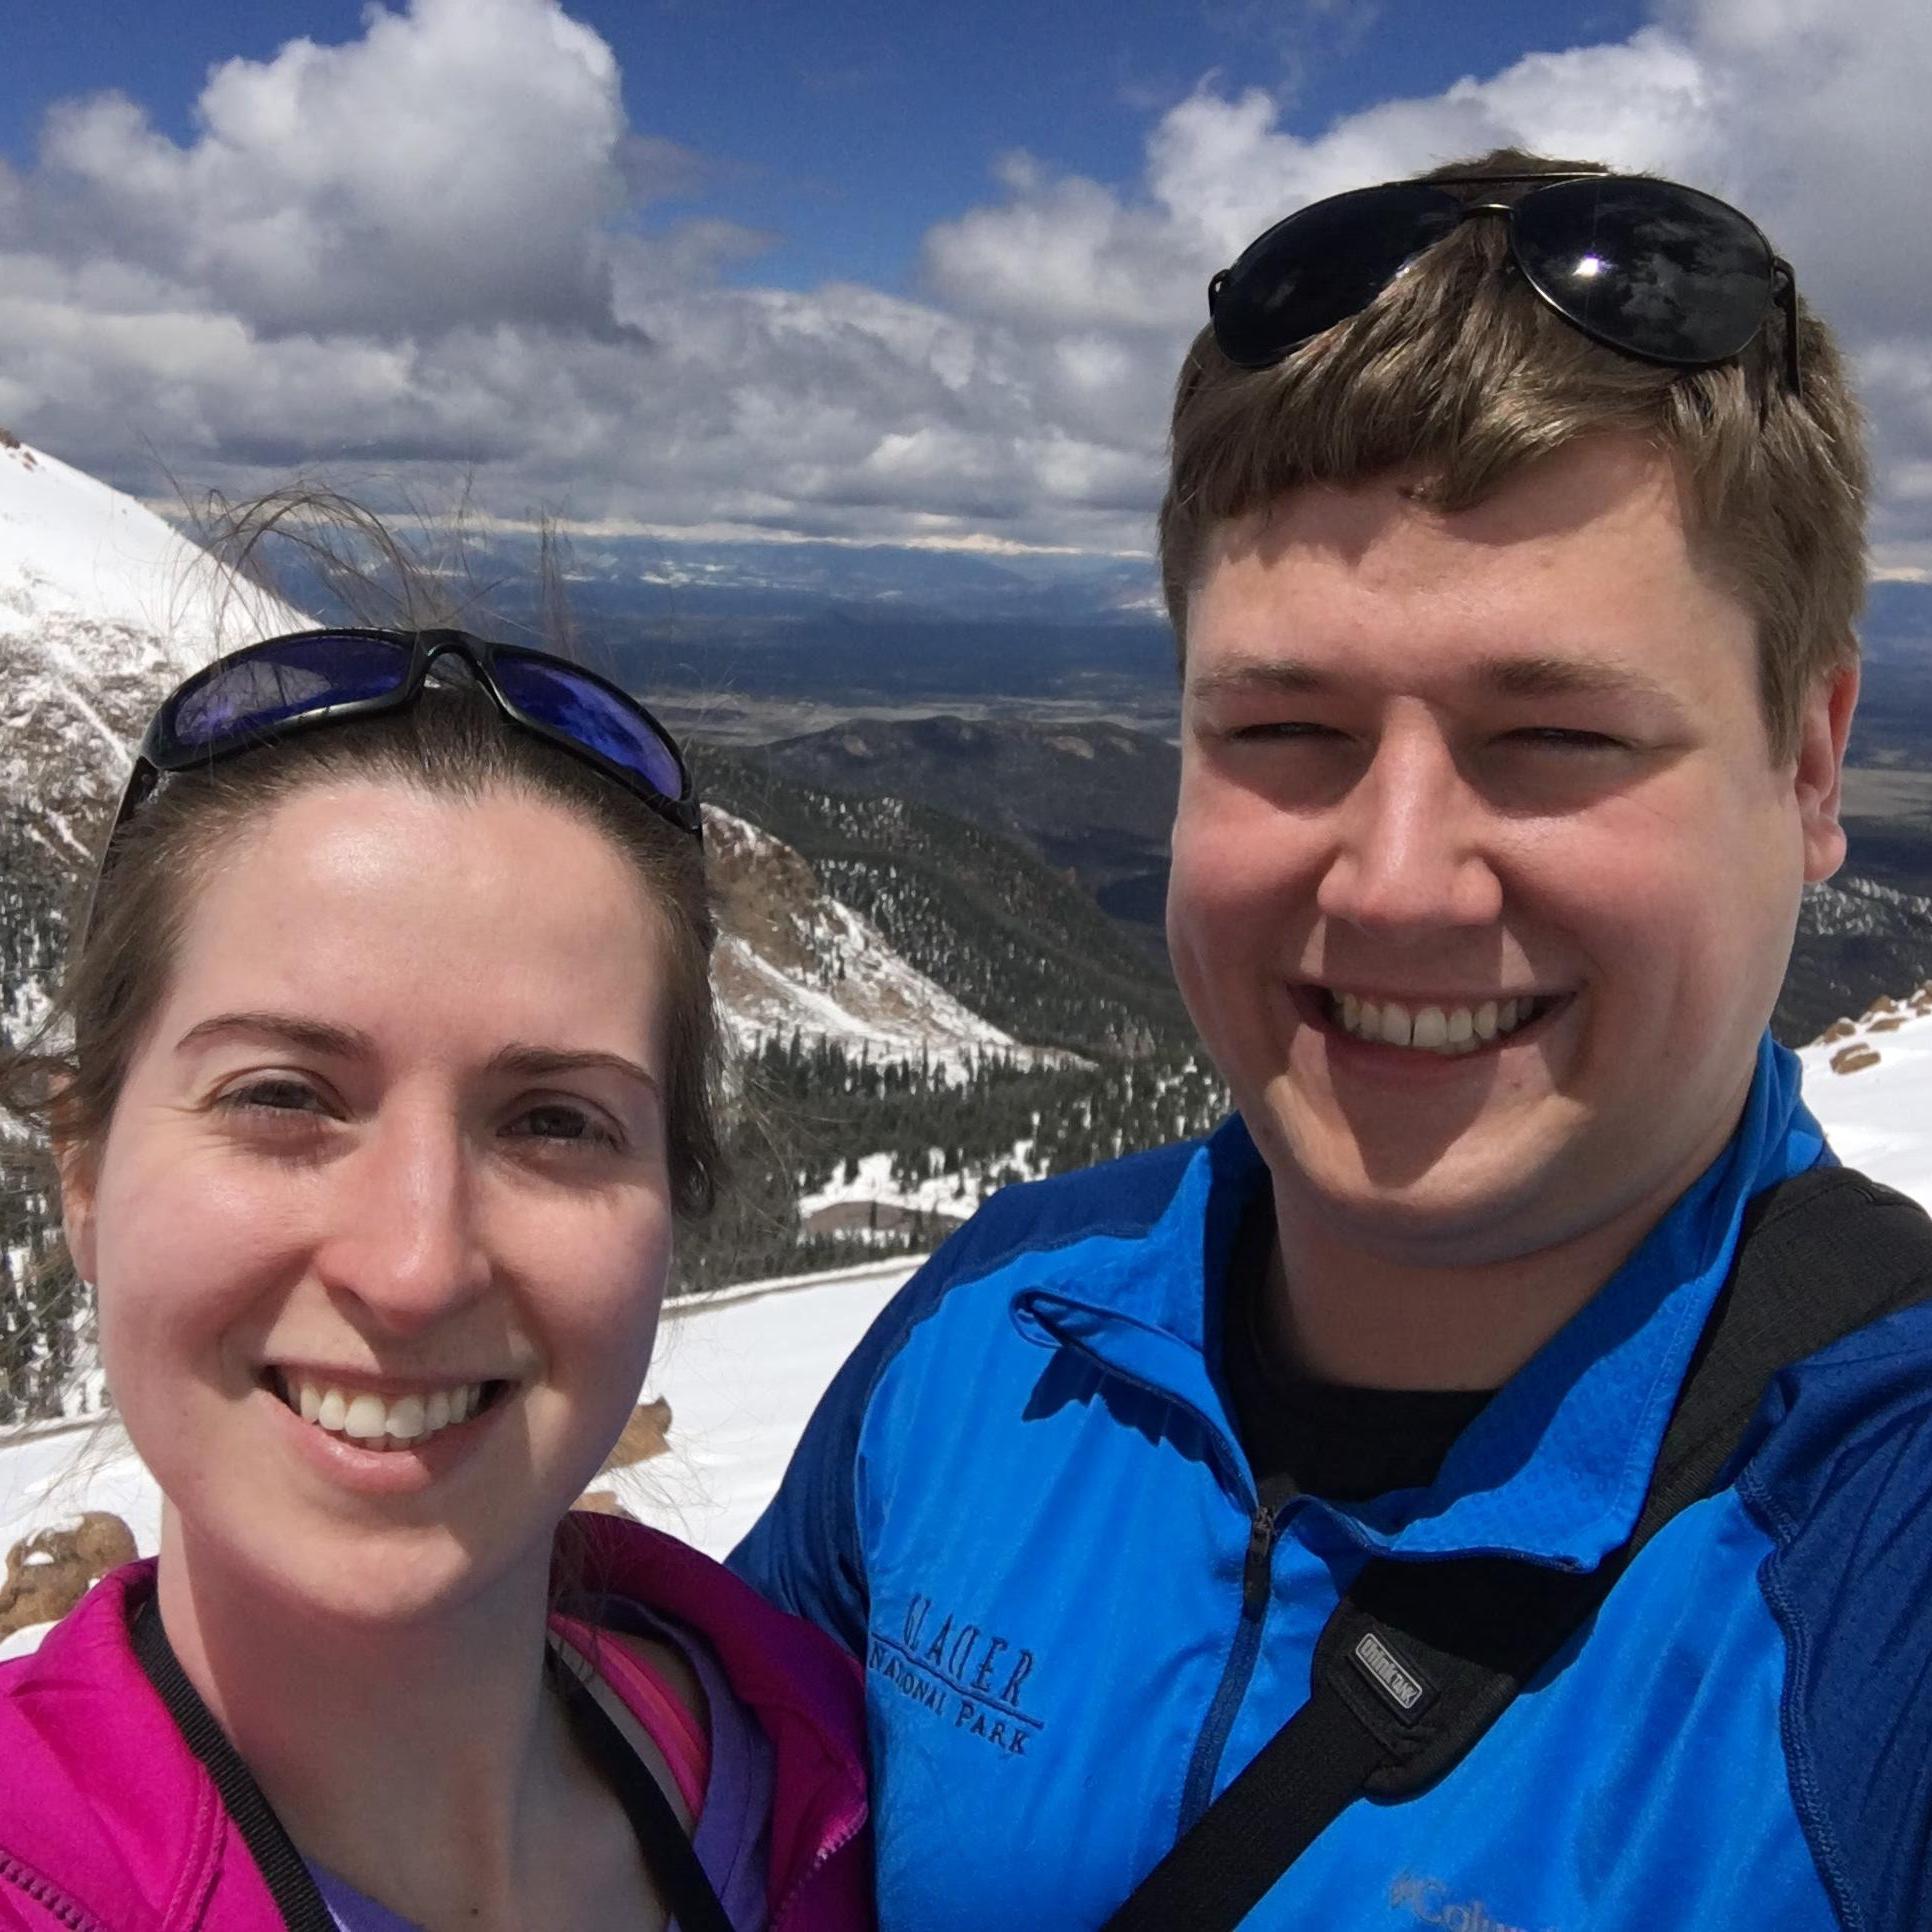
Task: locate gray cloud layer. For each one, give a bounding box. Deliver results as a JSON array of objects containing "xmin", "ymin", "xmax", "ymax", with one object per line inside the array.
[{"xmin": 2, "ymin": 0, "xmax": 1928, "ymax": 571}]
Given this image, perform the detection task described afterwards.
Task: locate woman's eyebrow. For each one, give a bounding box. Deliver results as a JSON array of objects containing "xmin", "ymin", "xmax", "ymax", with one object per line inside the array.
[
  {"xmin": 490, "ymin": 1044, "xmax": 660, "ymax": 1096},
  {"xmin": 171, "ymin": 1019, "xmax": 658, "ymax": 1096},
  {"xmin": 175, "ymin": 1012, "xmax": 370, "ymax": 1058}
]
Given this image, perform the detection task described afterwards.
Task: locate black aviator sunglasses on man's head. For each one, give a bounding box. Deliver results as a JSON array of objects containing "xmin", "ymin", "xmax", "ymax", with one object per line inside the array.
[{"xmin": 1207, "ymin": 170, "xmax": 1801, "ymax": 393}]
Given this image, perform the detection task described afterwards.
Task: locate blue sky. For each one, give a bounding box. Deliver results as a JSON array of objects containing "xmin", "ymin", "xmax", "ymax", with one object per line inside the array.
[
  {"xmin": 1, "ymin": 0, "xmax": 1649, "ymax": 291},
  {"xmin": 0, "ymin": 0, "xmax": 1927, "ymax": 576}
]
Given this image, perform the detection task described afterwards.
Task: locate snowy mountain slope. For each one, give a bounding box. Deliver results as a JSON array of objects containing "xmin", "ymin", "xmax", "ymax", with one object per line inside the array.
[
  {"xmin": 707, "ymin": 807, "xmax": 1058, "ymax": 1069},
  {"xmin": 0, "ymin": 434, "xmax": 1031, "ymax": 1069},
  {"xmin": 0, "ymin": 431, "xmax": 307, "ymax": 860}
]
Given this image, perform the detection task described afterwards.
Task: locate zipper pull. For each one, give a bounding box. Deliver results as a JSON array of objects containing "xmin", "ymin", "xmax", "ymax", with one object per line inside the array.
[{"xmin": 1242, "ymin": 1505, "xmax": 1275, "ymax": 1616}]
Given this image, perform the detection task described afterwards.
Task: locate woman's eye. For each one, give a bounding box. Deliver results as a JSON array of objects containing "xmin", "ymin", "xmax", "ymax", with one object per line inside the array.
[
  {"xmin": 219, "ymin": 1077, "xmax": 322, "ymax": 1115},
  {"xmin": 509, "ymin": 1103, "xmax": 621, "ymax": 1150}
]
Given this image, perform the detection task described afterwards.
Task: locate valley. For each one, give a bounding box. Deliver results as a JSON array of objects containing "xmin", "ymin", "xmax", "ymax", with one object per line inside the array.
[{"xmin": 4, "ymin": 429, "xmax": 1931, "ymax": 1421}]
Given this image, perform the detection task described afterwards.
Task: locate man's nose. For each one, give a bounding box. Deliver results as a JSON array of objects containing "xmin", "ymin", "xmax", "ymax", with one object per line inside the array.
[
  {"xmin": 1314, "ymin": 723, "xmax": 1503, "ymax": 936},
  {"xmin": 313, "ymin": 1119, "xmax": 492, "ymax": 1332}
]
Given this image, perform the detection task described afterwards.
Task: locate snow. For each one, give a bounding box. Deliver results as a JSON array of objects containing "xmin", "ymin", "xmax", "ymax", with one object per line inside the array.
[
  {"xmin": 716, "ymin": 921, "xmax": 1022, "ymax": 1072},
  {"xmin": 798, "ymin": 1140, "xmax": 1040, "ymax": 1228},
  {"xmin": 706, "ymin": 808, "xmax": 1061, "ymax": 1075},
  {"xmin": 0, "ymin": 437, "xmax": 299, "ymax": 649},
  {"xmin": 1795, "ymin": 988, "xmax": 1932, "ymax": 1202},
  {"xmin": 8, "ymin": 998, "xmax": 1932, "ymax": 1661},
  {"xmin": 0, "ymin": 1260, "xmax": 916, "ymax": 1648}
]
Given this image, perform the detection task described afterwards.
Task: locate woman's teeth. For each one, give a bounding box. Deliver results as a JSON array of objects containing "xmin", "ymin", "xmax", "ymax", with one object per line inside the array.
[
  {"xmin": 1328, "ymin": 991, "xmax": 1548, "ymax": 1054},
  {"xmin": 279, "ymin": 1377, "xmax": 493, "ymax": 1448}
]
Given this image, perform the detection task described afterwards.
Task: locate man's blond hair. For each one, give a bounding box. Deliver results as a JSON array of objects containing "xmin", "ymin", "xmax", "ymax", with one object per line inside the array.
[{"xmin": 1157, "ymin": 150, "xmax": 1869, "ymax": 759}]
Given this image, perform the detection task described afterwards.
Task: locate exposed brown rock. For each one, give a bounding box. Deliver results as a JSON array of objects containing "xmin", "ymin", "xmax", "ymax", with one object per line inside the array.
[
  {"xmin": 1869, "ymin": 1016, "xmax": 1906, "ymax": 1033},
  {"xmin": 0, "ymin": 1512, "xmax": 138, "ymax": 1638},
  {"xmin": 602, "ymin": 1396, "xmax": 672, "ymax": 1470},
  {"xmin": 1814, "ymin": 1018, "xmax": 1858, "ymax": 1044},
  {"xmin": 705, "ymin": 810, "xmax": 828, "ymax": 981},
  {"xmin": 1831, "ymin": 1043, "xmax": 1882, "ymax": 1074},
  {"xmin": 573, "ymin": 1490, "xmax": 638, "ymax": 1521}
]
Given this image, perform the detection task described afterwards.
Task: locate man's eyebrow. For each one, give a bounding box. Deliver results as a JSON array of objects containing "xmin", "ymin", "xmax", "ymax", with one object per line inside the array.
[
  {"xmin": 1471, "ymin": 655, "xmax": 1682, "ymax": 705},
  {"xmin": 1185, "ymin": 658, "xmax": 1334, "ymax": 701},
  {"xmin": 176, "ymin": 1012, "xmax": 371, "ymax": 1058},
  {"xmin": 491, "ymin": 1044, "xmax": 660, "ymax": 1096},
  {"xmin": 1186, "ymin": 653, "xmax": 1684, "ymax": 706}
]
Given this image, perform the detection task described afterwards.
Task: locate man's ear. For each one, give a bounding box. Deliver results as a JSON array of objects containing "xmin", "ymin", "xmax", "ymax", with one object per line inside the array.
[{"xmin": 1796, "ymin": 657, "xmax": 1859, "ymax": 885}]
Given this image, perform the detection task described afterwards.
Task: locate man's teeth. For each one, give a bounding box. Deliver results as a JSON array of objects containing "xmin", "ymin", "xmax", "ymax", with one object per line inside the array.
[
  {"xmin": 1330, "ymin": 992, "xmax": 1545, "ymax": 1054},
  {"xmin": 284, "ymin": 1378, "xmax": 490, "ymax": 1447}
]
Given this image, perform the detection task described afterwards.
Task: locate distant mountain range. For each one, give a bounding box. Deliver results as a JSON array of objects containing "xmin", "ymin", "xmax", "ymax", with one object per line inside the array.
[
  {"xmin": 715, "ymin": 701, "xmax": 1932, "ymax": 1050},
  {"xmin": 0, "ymin": 430, "xmax": 1039, "ymax": 1071},
  {"xmin": 740, "ymin": 713, "xmax": 1179, "ymax": 948},
  {"xmin": 4, "ymin": 429, "xmax": 1931, "ymax": 1418}
]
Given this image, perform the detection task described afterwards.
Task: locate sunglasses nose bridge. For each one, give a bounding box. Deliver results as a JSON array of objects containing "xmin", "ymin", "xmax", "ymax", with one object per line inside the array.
[{"xmin": 415, "ymin": 630, "xmax": 496, "ymax": 692}]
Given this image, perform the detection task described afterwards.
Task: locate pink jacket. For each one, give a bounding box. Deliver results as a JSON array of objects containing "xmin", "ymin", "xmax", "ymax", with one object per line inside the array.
[{"xmin": 0, "ymin": 1513, "xmax": 871, "ymax": 1931}]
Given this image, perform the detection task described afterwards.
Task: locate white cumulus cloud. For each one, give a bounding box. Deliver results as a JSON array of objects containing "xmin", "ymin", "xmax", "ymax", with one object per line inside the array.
[{"xmin": 0, "ymin": 0, "xmax": 1925, "ymax": 572}]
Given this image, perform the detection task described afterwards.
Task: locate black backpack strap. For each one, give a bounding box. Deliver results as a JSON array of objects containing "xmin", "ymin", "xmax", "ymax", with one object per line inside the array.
[
  {"xmin": 1103, "ymin": 1164, "xmax": 1932, "ymax": 1932},
  {"xmin": 130, "ymin": 1600, "xmax": 338, "ymax": 1932},
  {"xmin": 548, "ymin": 1647, "xmax": 736, "ymax": 1932},
  {"xmin": 132, "ymin": 1598, "xmax": 737, "ymax": 1932}
]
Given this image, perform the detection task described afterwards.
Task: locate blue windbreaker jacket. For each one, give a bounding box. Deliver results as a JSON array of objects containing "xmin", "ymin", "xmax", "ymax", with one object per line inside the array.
[{"xmin": 732, "ymin": 1037, "xmax": 1932, "ymax": 1931}]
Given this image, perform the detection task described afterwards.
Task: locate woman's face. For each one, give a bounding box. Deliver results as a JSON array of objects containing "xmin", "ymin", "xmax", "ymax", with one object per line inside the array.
[{"xmin": 67, "ymin": 779, "xmax": 677, "ymax": 1627}]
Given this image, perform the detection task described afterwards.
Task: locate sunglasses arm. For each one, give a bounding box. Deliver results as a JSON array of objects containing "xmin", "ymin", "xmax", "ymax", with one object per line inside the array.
[{"xmin": 1773, "ymin": 260, "xmax": 1802, "ymax": 395}]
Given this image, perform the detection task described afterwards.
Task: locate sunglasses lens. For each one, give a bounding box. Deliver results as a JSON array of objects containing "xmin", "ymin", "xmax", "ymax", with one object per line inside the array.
[
  {"xmin": 158, "ymin": 633, "xmax": 413, "ymax": 760},
  {"xmin": 491, "ymin": 652, "xmax": 688, "ymax": 804},
  {"xmin": 1213, "ymin": 183, "xmax": 1463, "ymax": 368},
  {"xmin": 1511, "ymin": 177, "xmax": 1774, "ymax": 364}
]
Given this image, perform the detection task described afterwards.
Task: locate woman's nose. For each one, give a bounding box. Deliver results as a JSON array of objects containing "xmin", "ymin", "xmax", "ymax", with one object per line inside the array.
[{"xmin": 312, "ymin": 1120, "xmax": 492, "ymax": 1332}]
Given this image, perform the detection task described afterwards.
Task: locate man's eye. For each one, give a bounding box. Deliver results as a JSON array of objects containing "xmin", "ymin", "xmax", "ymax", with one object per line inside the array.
[
  {"xmin": 1504, "ymin": 727, "xmax": 1626, "ymax": 751},
  {"xmin": 1227, "ymin": 721, "xmax": 1343, "ymax": 742}
]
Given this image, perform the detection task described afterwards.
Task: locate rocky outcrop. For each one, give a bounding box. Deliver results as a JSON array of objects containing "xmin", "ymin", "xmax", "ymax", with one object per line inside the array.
[{"xmin": 0, "ymin": 1512, "xmax": 138, "ymax": 1637}]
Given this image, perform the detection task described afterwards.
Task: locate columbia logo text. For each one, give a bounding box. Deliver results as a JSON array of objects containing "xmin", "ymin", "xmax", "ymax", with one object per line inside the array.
[{"xmin": 1389, "ymin": 1872, "xmax": 1557, "ymax": 1932}]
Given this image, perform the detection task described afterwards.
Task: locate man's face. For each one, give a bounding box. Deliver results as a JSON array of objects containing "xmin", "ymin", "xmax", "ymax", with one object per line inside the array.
[{"xmin": 1167, "ymin": 435, "xmax": 1854, "ymax": 1267}]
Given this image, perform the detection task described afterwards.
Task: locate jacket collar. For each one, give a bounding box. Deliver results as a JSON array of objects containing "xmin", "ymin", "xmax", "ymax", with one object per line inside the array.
[
  {"xmin": 1012, "ymin": 1033, "xmax": 1827, "ymax": 1570},
  {"xmin": 3, "ymin": 1525, "xmax": 869, "ymax": 1930},
  {"xmin": 562, "ymin": 1511, "xmax": 870, "ymax": 1907},
  {"xmin": 2, "ymin": 1561, "xmax": 274, "ymax": 1929}
]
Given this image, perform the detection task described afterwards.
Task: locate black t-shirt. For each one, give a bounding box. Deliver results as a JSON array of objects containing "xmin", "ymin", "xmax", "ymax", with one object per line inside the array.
[{"xmin": 1222, "ymin": 1198, "xmax": 1494, "ymax": 1509}]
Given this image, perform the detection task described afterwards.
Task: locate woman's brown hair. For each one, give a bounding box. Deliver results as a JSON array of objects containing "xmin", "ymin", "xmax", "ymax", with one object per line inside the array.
[{"xmin": 1, "ymin": 491, "xmax": 723, "ymax": 1409}]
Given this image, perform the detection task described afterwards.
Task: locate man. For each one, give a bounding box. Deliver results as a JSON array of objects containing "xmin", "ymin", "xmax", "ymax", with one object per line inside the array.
[{"xmin": 733, "ymin": 153, "xmax": 1932, "ymax": 1930}]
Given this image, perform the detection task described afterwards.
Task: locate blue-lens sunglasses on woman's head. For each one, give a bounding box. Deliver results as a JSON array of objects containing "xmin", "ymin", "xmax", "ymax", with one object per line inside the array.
[{"xmin": 86, "ymin": 627, "xmax": 701, "ymax": 938}]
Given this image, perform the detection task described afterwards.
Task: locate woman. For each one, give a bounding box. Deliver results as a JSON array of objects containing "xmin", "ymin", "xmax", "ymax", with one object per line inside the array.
[{"xmin": 0, "ymin": 622, "xmax": 870, "ymax": 1930}]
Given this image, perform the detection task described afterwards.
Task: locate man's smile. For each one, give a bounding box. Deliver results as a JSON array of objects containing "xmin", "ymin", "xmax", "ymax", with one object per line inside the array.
[{"xmin": 1301, "ymin": 984, "xmax": 1574, "ymax": 1056}]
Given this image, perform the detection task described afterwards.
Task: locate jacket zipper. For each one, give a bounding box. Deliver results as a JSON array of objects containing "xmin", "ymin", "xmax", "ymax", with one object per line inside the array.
[
  {"xmin": 0, "ymin": 1853, "xmax": 109, "ymax": 1932},
  {"xmin": 1177, "ymin": 1500, "xmax": 1276, "ymax": 1829},
  {"xmin": 769, "ymin": 1805, "xmax": 867, "ymax": 1930},
  {"xmin": 1043, "ymin": 1327, "xmax": 1280, "ymax": 1835}
]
